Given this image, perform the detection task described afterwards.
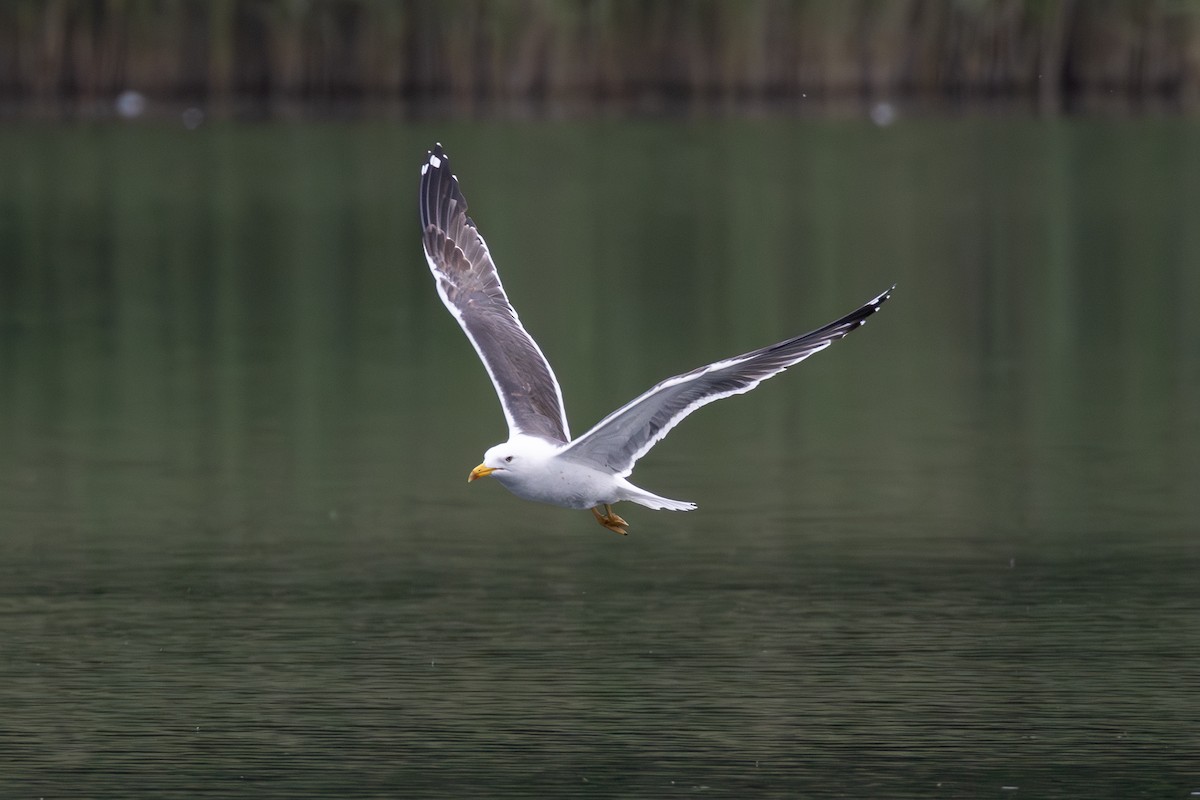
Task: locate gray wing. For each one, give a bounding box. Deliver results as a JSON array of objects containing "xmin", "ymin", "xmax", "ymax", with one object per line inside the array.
[
  {"xmin": 420, "ymin": 144, "xmax": 570, "ymax": 443},
  {"xmin": 557, "ymin": 287, "xmax": 893, "ymax": 476}
]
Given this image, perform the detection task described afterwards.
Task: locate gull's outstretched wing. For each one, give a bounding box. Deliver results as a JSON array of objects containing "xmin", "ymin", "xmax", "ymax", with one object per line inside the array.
[
  {"xmin": 420, "ymin": 144, "xmax": 570, "ymax": 443},
  {"xmin": 557, "ymin": 287, "xmax": 893, "ymax": 476}
]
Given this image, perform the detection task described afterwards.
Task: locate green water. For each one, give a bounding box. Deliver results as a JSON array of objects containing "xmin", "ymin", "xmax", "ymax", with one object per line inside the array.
[{"xmin": 1, "ymin": 118, "xmax": 1198, "ymax": 797}]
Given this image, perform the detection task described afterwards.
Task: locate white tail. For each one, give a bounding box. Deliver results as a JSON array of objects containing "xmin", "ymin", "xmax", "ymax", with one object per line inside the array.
[{"xmin": 618, "ymin": 479, "xmax": 698, "ymax": 511}]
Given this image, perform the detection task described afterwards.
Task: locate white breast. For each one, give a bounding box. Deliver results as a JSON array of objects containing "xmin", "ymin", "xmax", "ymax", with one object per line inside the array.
[{"xmin": 495, "ymin": 453, "xmax": 618, "ymax": 510}]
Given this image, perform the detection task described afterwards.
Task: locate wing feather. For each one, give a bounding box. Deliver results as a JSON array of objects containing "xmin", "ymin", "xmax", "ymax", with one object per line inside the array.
[
  {"xmin": 420, "ymin": 144, "xmax": 570, "ymax": 443},
  {"xmin": 557, "ymin": 287, "xmax": 893, "ymax": 475}
]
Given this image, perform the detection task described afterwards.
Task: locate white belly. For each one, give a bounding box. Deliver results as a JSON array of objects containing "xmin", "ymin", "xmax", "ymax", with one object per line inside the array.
[{"xmin": 494, "ymin": 458, "xmax": 618, "ymax": 510}]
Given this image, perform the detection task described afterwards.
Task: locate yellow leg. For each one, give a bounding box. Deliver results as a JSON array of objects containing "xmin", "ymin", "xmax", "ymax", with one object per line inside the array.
[
  {"xmin": 591, "ymin": 505, "xmax": 629, "ymax": 535},
  {"xmin": 604, "ymin": 504, "xmax": 627, "ymax": 527}
]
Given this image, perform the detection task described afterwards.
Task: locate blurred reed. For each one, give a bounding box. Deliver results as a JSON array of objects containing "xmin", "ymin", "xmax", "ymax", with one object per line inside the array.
[{"xmin": 2, "ymin": 0, "xmax": 1200, "ymax": 111}]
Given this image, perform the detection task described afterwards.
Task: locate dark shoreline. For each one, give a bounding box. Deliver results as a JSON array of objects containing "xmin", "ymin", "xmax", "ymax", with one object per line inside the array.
[
  {"xmin": 2, "ymin": 93, "xmax": 1197, "ymax": 125},
  {"xmin": 3, "ymin": 1, "xmax": 1199, "ymax": 115}
]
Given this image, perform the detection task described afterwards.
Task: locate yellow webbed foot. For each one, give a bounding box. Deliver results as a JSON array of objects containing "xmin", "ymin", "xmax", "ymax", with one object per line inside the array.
[
  {"xmin": 591, "ymin": 505, "xmax": 629, "ymax": 535},
  {"xmin": 604, "ymin": 504, "xmax": 628, "ymax": 528}
]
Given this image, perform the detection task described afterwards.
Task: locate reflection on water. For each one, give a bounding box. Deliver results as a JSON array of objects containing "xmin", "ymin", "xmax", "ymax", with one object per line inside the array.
[{"xmin": 1, "ymin": 120, "xmax": 1198, "ymax": 797}]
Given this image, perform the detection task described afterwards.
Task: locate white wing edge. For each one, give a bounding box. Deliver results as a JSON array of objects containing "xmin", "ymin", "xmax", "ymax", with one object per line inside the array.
[
  {"xmin": 580, "ymin": 340, "xmax": 835, "ymax": 478},
  {"xmin": 563, "ymin": 284, "xmax": 893, "ymax": 476},
  {"xmin": 421, "ymin": 244, "xmax": 572, "ymax": 442}
]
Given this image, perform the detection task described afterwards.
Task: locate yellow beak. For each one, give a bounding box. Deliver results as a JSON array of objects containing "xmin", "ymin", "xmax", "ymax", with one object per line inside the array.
[{"xmin": 468, "ymin": 464, "xmax": 496, "ymax": 482}]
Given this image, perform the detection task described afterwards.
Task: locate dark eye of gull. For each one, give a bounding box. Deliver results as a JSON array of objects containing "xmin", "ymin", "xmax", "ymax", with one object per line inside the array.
[{"xmin": 505, "ymin": 456, "xmax": 513, "ymax": 463}]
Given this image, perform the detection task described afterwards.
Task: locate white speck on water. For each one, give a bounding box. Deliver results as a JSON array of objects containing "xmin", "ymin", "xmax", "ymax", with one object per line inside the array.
[
  {"xmin": 116, "ymin": 90, "xmax": 146, "ymax": 118},
  {"xmin": 182, "ymin": 107, "xmax": 204, "ymax": 129},
  {"xmin": 870, "ymin": 101, "xmax": 897, "ymax": 127},
  {"xmin": 1002, "ymin": 787, "xmax": 1018, "ymax": 791}
]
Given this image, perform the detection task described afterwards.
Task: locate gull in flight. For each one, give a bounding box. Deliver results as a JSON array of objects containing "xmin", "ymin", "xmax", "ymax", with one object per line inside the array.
[{"xmin": 420, "ymin": 143, "xmax": 891, "ymax": 535}]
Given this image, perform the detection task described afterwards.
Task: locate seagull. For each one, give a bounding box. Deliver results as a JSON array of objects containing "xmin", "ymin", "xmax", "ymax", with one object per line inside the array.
[{"xmin": 420, "ymin": 143, "xmax": 891, "ymax": 535}]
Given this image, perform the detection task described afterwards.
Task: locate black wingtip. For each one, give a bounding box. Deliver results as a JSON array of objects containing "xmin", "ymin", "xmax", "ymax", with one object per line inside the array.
[
  {"xmin": 420, "ymin": 143, "xmax": 457, "ymax": 228},
  {"xmin": 804, "ymin": 283, "xmax": 894, "ymax": 339},
  {"xmin": 846, "ymin": 284, "xmax": 895, "ymax": 331},
  {"xmin": 422, "ymin": 143, "xmax": 449, "ymax": 173},
  {"xmin": 419, "ymin": 142, "xmax": 475, "ymax": 237},
  {"xmin": 864, "ymin": 284, "xmax": 894, "ymax": 314}
]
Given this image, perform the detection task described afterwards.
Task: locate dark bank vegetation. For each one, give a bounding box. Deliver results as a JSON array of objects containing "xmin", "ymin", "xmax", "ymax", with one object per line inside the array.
[{"xmin": 2, "ymin": 0, "xmax": 1200, "ymax": 112}]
